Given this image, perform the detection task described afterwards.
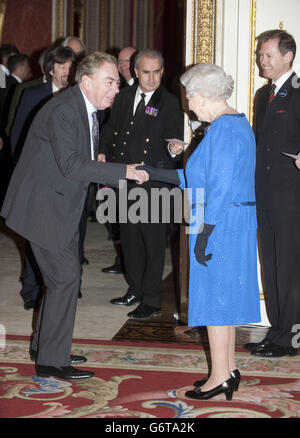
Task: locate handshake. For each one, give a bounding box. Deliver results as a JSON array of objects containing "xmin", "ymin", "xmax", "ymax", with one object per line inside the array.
[
  {"xmin": 98, "ymin": 154, "xmax": 149, "ymax": 184},
  {"xmin": 125, "ymin": 164, "xmax": 150, "ymax": 184}
]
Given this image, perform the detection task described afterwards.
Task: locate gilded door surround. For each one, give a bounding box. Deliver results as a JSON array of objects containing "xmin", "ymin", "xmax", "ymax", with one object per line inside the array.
[
  {"xmin": 190, "ymin": 0, "xmax": 217, "ymax": 65},
  {"xmin": 53, "ymin": 0, "xmax": 85, "ymax": 42},
  {"xmin": 0, "ymin": 0, "xmax": 6, "ymax": 44}
]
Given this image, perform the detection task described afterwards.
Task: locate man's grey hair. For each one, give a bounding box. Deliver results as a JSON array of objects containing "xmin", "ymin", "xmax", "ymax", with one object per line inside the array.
[
  {"xmin": 75, "ymin": 51, "xmax": 117, "ymax": 82},
  {"xmin": 62, "ymin": 36, "xmax": 85, "ymax": 52},
  {"xmin": 180, "ymin": 63, "xmax": 234, "ymax": 101},
  {"xmin": 134, "ymin": 49, "xmax": 164, "ymax": 69}
]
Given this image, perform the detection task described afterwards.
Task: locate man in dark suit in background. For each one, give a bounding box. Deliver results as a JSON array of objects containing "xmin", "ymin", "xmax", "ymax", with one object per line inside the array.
[
  {"xmin": 101, "ymin": 45, "xmax": 137, "ymax": 275},
  {"xmin": 245, "ymin": 29, "xmax": 300, "ymax": 357},
  {"xmin": 6, "ymin": 49, "xmax": 48, "ymax": 137},
  {"xmin": 0, "ymin": 54, "xmax": 30, "ymax": 208},
  {"xmin": 10, "ymin": 46, "xmax": 76, "ymax": 310},
  {"xmin": 117, "ymin": 46, "xmax": 137, "ymax": 87},
  {"xmin": 1, "ymin": 52, "xmax": 148, "ymax": 380},
  {"xmin": 62, "ymin": 36, "xmax": 85, "ymax": 61},
  {"xmin": 11, "ymin": 46, "xmax": 75, "ymax": 158},
  {"xmin": 0, "ymin": 44, "xmax": 19, "ymax": 88},
  {"xmin": 99, "ymin": 49, "xmax": 184, "ymax": 320}
]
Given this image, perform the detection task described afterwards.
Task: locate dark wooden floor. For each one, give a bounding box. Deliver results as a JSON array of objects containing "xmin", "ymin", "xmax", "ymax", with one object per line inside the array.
[{"xmin": 113, "ymin": 270, "xmax": 268, "ymax": 347}]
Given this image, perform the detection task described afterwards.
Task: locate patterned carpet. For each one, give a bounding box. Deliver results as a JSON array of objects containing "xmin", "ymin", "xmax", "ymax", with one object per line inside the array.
[{"xmin": 1, "ymin": 336, "xmax": 299, "ymax": 418}]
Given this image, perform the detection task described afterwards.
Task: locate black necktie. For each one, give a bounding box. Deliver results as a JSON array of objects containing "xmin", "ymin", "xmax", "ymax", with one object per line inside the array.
[
  {"xmin": 91, "ymin": 111, "xmax": 99, "ymax": 160},
  {"xmin": 134, "ymin": 93, "xmax": 146, "ymax": 117}
]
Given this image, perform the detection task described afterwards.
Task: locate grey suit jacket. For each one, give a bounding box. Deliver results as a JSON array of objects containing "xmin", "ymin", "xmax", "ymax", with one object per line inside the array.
[{"xmin": 1, "ymin": 84, "xmax": 126, "ymax": 252}]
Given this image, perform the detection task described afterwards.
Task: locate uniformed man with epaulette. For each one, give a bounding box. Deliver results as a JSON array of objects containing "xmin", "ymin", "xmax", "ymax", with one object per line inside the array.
[{"xmin": 99, "ymin": 48, "xmax": 184, "ymax": 320}]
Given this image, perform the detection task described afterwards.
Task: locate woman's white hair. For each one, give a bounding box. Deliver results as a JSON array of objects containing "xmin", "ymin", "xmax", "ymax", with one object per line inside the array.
[{"xmin": 180, "ymin": 63, "xmax": 234, "ymax": 101}]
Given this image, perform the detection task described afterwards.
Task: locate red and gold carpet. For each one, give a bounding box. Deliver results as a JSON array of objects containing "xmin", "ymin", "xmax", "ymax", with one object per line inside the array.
[{"xmin": 0, "ymin": 335, "xmax": 299, "ymax": 418}]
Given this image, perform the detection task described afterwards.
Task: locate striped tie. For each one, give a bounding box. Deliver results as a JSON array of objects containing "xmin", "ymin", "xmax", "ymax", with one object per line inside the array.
[
  {"xmin": 268, "ymin": 83, "xmax": 276, "ymax": 104},
  {"xmin": 91, "ymin": 111, "xmax": 99, "ymax": 160}
]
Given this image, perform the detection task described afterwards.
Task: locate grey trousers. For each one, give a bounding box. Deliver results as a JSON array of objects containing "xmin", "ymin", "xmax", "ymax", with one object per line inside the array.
[{"xmin": 30, "ymin": 232, "xmax": 81, "ymax": 367}]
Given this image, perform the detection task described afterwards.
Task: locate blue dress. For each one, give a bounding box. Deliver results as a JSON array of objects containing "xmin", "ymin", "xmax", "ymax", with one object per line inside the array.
[{"xmin": 177, "ymin": 114, "xmax": 261, "ymax": 326}]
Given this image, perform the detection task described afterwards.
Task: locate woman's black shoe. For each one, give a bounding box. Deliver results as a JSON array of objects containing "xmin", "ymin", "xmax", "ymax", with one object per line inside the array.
[
  {"xmin": 185, "ymin": 377, "xmax": 235, "ymax": 401},
  {"xmin": 193, "ymin": 369, "xmax": 241, "ymax": 391}
]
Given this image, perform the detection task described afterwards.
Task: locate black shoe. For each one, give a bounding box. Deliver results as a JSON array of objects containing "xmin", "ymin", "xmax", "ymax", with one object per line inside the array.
[
  {"xmin": 24, "ymin": 299, "xmax": 37, "ymax": 310},
  {"xmin": 30, "ymin": 350, "xmax": 87, "ymax": 365},
  {"xmin": 185, "ymin": 377, "xmax": 235, "ymax": 401},
  {"xmin": 102, "ymin": 264, "xmax": 123, "ymax": 274},
  {"xmin": 36, "ymin": 365, "xmax": 94, "ymax": 380},
  {"xmin": 251, "ymin": 343, "xmax": 298, "ymax": 358},
  {"xmin": 244, "ymin": 339, "xmax": 272, "ymax": 352},
  {"xmin": 194, "ymin": 369, "xmax": 241, "ymax": 391},
  {"xmin": 110, "ymin": 293, "xmax": 140, "ymax": 307},
  {"xmin": 127, "ymin": 304, "xmax": 162, "ymax": 320}
]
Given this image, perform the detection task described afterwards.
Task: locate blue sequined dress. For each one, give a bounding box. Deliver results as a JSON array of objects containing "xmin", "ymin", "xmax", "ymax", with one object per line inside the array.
[{"xmin": 177, "ymin": 114, "xmax": 261, "ymax": 326}]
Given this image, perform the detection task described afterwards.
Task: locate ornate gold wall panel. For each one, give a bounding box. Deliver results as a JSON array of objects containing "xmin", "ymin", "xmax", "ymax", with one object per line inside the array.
[
  {"xmin": 0, "ymin": 0, "xmax": 6, "ymax": 44},
  {"xmin": 54, "ymin": 0, "xmax": 65, "ymax": 40},
  {"xmin": 248, "ymin": 0, "xmax": 257, "ymax": 126},
  {"xmin": 191, "ymin": 0, "xmax": 216, "ymax": 64}
]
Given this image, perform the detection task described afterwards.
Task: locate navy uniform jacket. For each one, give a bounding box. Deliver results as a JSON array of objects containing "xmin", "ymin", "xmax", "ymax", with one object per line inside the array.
[
  {"xmin": 99, "ymin": 84, "xmax": 184, "ymax": 172},
  {"xmin": 255, "ymin": 72, "xmax": 300, "ymax": 211}
]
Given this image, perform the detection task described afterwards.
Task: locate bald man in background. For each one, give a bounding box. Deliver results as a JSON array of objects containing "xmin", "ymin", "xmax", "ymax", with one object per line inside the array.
[{"xmin": 117, "ymin": 46, "xmax": 137, "ymax": 87}]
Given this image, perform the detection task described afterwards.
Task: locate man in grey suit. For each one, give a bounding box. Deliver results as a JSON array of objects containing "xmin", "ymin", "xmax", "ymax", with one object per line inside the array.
[{"xmin": 1, "ymin": 52, "xmax": 148, "ymax": 380}]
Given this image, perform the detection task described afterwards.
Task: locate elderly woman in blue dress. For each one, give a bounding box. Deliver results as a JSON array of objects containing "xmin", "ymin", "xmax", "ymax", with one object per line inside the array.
[{"xmin": 139, "ymin": 63, "xmax": 261, "ymax": 401}]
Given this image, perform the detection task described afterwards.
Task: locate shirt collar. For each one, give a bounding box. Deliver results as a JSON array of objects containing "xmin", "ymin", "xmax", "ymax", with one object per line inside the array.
[
  {"xmin": 136, "ymin": 86, "xmax": 155, "ymax": 104},
  {"xmin": 52, "ymin": 81, "xmax": 60, "ymax": 94},
  {"xmin": 11, "ymin": 74, "xmax": 22, "ymax": 83},
  {"xmin": 0, "ymin": 64, "xmax": 9, "ymax": 75},
  {"xmin": 79, "ymin": 86, "xmax": 97, "ymax": 116},
  {"xmin": 273, "ymin": 69, "xmax": 293, "ymax": 94}
]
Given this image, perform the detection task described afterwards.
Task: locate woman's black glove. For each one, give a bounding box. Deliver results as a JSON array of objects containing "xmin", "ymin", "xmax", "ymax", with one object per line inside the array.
[
  {"xmin": 194, "ymin": 223, "xmax": 215, "ymax": 266},
  {"xmin": 136, "ymin": 165, "xmax": 180, "ymax": 185}
]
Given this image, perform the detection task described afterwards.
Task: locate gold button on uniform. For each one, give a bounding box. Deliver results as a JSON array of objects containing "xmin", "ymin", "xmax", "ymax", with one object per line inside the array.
[
  {"xmin": 114, "ymin": 132, "xmax": 118, "ymax": 135},
  {"xmin": 145, "ymin": 138, "xmax": 150, "ymax": 142},
  {"xmin": 144, "ymin": 150, "xmax": 147, "ymax": 154},
  {"xmin": 126, "ymin": 131, "xmax": 130, "ymax": 135},
  {"xmin": 123, "ymin": 141, "xmax": 127, "ymax": 145}
]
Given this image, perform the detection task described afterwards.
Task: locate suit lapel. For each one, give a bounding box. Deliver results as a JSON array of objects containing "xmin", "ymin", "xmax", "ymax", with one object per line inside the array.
[
  {"xmin": 267, "ymin": 73, "xmax": 295, "ymax": 111},
  {"xmin": 72, "ymin": 84, "xmax": 91, "ymax": 156},
  {"xmin": 259, "ymin": 73, "xmax": 295, "ymax": 129}
]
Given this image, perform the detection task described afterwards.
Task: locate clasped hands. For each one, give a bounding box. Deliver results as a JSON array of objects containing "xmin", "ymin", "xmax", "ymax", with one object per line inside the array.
[
  {"xmin": 97, "ymin": 154, "xmax": 149, "ymax": 184},
  {"xmin": 126, "ymin": 164, "xmax": 149, "ymax": 184}
]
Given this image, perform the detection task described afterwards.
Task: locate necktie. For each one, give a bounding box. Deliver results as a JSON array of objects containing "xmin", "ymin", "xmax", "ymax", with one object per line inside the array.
[
  {"xmin": 91, "ymin": 111, "xmax": 99, "ymax": 160},
  {"xmin": 268, "ymin": 83, "xmax": 276, "ymax": 104},
  {"xmin": 134, "ymin": 93, "xmax": 146, "ymax": 117}
]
